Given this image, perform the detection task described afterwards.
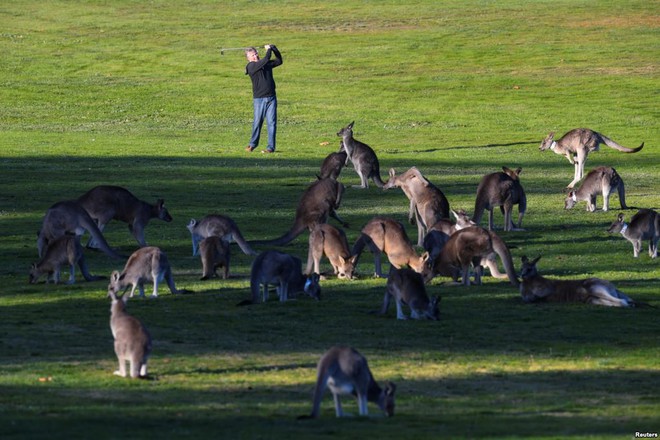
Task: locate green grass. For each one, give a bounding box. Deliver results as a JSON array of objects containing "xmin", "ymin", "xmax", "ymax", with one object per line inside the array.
[{"xmin": 1, "ymin": 1, "xmax": 658, "ymax": 439}]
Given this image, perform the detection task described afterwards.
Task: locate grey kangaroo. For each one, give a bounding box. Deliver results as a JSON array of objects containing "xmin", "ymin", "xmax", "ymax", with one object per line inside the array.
[
  {"xmin": 306, "ymin": 224, "xmax": 357, "ymax": 279},
  {"xmin": 187, "ymin": 214, "xmax": 256, "ymax": 257},
  {"xmin": 318, "ymin": 142, "xmax": 348, "ymax": 180},
  {"xmin": 336, "ymin": 121, "xmax": 385, "ymax": 188},
  {"xmin": 607, "ymin": 209, "xmax": 659, "ymax": 258},
  {"xmin": 238, "ymin": 250, "xmax": 321, "ymax": 305},
  {"xmin": 298, "ymin": 346, "xmax": 396, "ymax": 419},
  {"xmin": 383, "ymin": 167, "xmax": 450, "ymax": 246},
  {"xmin": 380, "ymin": 266, "xmax": 440, "ymax": 320},
  {"xmin": 565, "ymin": 166, "xmax": 627, "ymax": 212},
  {"xmin": 108, "ymin": 247, "xmax": 189, "ymax": 298},
  {"xmin": 77, "ymin": 185, "xmax": 172, "ymax": 248},
  {"xmin": 108, "ymin": 290, "xmax": 152, "ymax": 378},
  {"xmin": 29, "ymin": 234, "xmax": 104, "ymax": 284},
  {"xmin": 37, "ymin": 200, "xmax": 124, "ymax": 260},
  {"xmin": 520, "ymin": 256, "xmax": 640, "ymax": 307},
  {"xmin": 352, "ymin": 217, "xmax": 432, "ymax": 280},
  {"xmin": 199, "ymin": 236, "xmax": 230, "ymax": 280},
  {"xmin": 472, "ymin": 166, "xmax": 526, "ymax": 231},
  {"xmin": 539, "ymin": 128, "xmax": 644, "ymax": 188}
]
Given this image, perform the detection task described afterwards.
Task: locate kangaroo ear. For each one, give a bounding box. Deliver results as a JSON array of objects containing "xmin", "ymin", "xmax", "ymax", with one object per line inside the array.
[
  {"xmin": 617, "ymin": 213, "xmax": 625, "ymax": 221},
  {"xmin": 502, "ymin": 166, "xmax": 512, "ymax": 174},
  {"xmin": 421, "ymin": 252, "xmax": 430, "ymax": 263},
  {"xmin": 111, "ymin": 270, "xmax": 121, "ymax": 282},
  {"xmin": 338, "ymin": 255, "xmax": 346, "ymax": 265},
  {"xmin": 521, "ymin": 255, "xmax": 528, "ymax": 263},
  {"xmin": 386, "ymin": 382, "xmax": 396, "ymax": 395},
  {"xmin": 388, "ymin": 168, "xmax": 396, "ymax": 177},
  {"xmin": 548, "ymin": 132, "xmax": 555, "ymax": 138},
  {"xmin": 451, "ymin": 209, "xmax": 459, "ymax": 219},
  {"xmin": 347, "ymin": 121, "xmax": 354, "ymax": 129},
  {"xmin": 157, "ymin": 199, "xmax": 165, "ymax": 208},
  {"xmin": 515, "ymin": 167, "xmax": 522, "ymax": 175}
]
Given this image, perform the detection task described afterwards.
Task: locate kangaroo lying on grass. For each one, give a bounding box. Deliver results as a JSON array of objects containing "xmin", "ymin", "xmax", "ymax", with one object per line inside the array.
[
  {"xmin": 472, "ymin": 166, "xmax": 526, "ymax": 231},
  {"xmin": 199, "ymin": 236, "xmax": 230, "ymax": 280},
  {"xmin": 108, "ymin": 290, "xmax": 152, "ymax": 378},
  {"xmin": 539, "ymin": 128, "xmax": 644, "ymax": 188},
  {"xmin": 607, "ymin": 209, "xmax": 659, "ymax": 258},
  {"xmin": 565, "ymin": 166, "xmax": 627, "ymax": 212},
  {"xmin": 336, "ymin": 121, "xmax": 385, "ymax": 188},
  {"xmin": 298, "ymin": 346, "xmax": 396, "ymax": 419},
  {"xmin": 108, "ymin": 247, "xmax": 190, "ymax": 298},
  {"xmin": 519, "ymin": 256, "xmax": 642, "ymax": 307},
  {"xmin": 77, "ymin": 185, "xmax": 172, "ymax": 248},
  {"xmin": 318, "ymin": 143, "xmax": 347, "ymax": 180},
  {"xmin": 379, "ymin": 266, "xmax": 440, "ymax": 320},
  {"xmin": 29, "ymin": 234, "xmax": 104, "ymax": 284},
  {"xmin": 352, "ymin": 217, "xmax": 432, "ymax": 280},
  {"xmin": 306, "ymin": 224, "xmax": 357, "ymax": 279},
  {"xmin": 238, "ymin": 250, "xmax": 321, "ymax": 305},
  {"xmin": 383, "ymin": 167, "xmax": 450, "ymax": 246},
  {"xmin": 187, "ymin": 214, "xmax": 256, "ymax": 257}
]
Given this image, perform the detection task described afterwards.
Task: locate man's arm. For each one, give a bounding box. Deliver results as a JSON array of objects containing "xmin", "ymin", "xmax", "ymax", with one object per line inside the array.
[{"xmin": 269, "ymin": 45, "xmax": 282, "ymax": 67}]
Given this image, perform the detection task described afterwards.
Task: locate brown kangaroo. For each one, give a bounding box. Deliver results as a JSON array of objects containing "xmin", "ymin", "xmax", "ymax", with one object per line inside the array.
[
  {"xmin": 565, "ymin": 166, "xmax": 627, "ymax": 212},
  {"xmin": 29, "ymin": 234, "xmax": 104, "ymax": 284},
  {"xmin": 108, "ymin": 290, "xmax": 152, "ymax": 378},
  {"xmin": 380, "ymin": 266, "xmax": 440, "ymax": 320},
  {"xmin": 77, "ymin": 185, "xmax": 172, "ymax": 248},
  {"xmin": 607, "ymin": 209, "xmax": 659, "ymax": 258},
  {"xmin": 306, "ymin": 224, "xmax": 357, "ymax": 279},
  {"xmin": 472, "ymin": 166, "xmax": 526, "ymax": 231},
  {"xmin": 199, "ymin": 236, "xmax": 230, "ymax": 280},
  {"xmin": 187, "ymin": 214, "xmax": 256, "ymax": 257},
  {"xmin": 539, "ymin": 128, "xmax": 643, "ymax": 188},
  {"xmin": 336, "ymin": 121, "xmax": 385, "ymax": 188}
]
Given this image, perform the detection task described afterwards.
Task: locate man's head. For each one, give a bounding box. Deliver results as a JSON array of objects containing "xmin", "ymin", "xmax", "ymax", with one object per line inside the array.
[{"xmin": 245, "ymin": 47, "xmax": 259, "ymax": 62}]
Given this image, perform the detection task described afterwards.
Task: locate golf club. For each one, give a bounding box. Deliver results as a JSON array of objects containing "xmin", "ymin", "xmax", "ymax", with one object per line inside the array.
[{"xmin": 220, "ymin": 46, "xmax": 264, "ymax": 56}]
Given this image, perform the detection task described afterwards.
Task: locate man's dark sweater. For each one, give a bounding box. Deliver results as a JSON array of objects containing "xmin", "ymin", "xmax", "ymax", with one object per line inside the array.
[{"xmin": 245, "ymin": 47, "xmax": 283, "ymax": 98}]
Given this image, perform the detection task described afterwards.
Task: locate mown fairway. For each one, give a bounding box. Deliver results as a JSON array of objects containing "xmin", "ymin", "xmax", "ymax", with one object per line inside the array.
[{"xmin": 1, "ymin": 1, "xmax": 658, "ymax": 439}]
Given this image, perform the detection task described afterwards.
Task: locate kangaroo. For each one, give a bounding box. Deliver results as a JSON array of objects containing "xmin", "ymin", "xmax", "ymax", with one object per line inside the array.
[
  {"xmin": 380, "ymin": 266, "xmax": 440, "ymax": 320},
  {"xmin": 539, "ymin": 128, "xmax": 644, "ymax": 188},
  {"xmin": 77, "ymin": 185, "xmax": 172, "ymax": 248},
  {"xmin": 29, "ymin": 234, "xmax": 104, "ymax": 284},
  {"xmin": 519, "ymin": 256, "xmax": 639, "ymax": 307},
  {"xmin": 306, "ymin": 224, "xmax": 357, "ymax": 279},
  {"xmin": 318, "ymin": 143, "xmax": 348, "ymax": 180},
  {"xmin": 108, "ymin": 247, "xmax": 189, "ymax": 298},
  {"xmin": 472, "ymin": 166, "xmax": 526, "ymax": 231},
  {"xmin": 238, "ymin": 250, "xmax": 321, "ymax": 305},
  {"xmin": 352, "ymin": 217, "xmax": 432, "ymax": 280},
  {"xmin": 37, "ymin": 200, "xmax": 124, "ymax": 260},
  {"xmin": 187, "ymin": 214, "xmax": 256, "ymax": 257},
  {"xmin": 607, "ymin": 209, "xmax": 659, "ymax": 258},
  {"xmin": 108, "ymin": 290, "xmax": 152, "ymax": 378},
  {"xmin": 565, "ymin": 166, "xmax": 627, "ymax": 212},
  {"xmin": 199, "ymin": 236, "xmax": 230, "ymax": 280},
  {"xmin": 383, "ymin": 167, "xmax": 450, "ymax": 246},
  {"xmin": 336, "ymin": 121, "xmax": 385, "ymax": 188},
  {"xmin": 298, "ymin": 346, "xmax": 396, "ymax": 419},
  {"xmin": 251, "ymin": 177, "xmax": 348, "ymax": 246}
]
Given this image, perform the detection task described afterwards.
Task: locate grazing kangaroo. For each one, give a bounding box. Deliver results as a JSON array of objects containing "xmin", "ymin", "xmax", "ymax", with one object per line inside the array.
[
  {"xmin": 108, "ymin": 290, "xmax": 152, "ymax": 378},
  {"xmin": 108, "ymin": 247, "xmax": 189, "ymax": 298},
  {"xmin": 318, "ymin": 143, "xmax": 348, "ymax": 180},
  {"xmin": 380, "ymin": 266, "xmax": 440, "ymax": 320},
  {"xmin": 77, "ymin": 185, "xmax": 172, "ymax": 248},
  {"xmin": 306, "ymin": 224, "xmax": 357, "ymax": 279},
  {"xmin": 336, "ymin": 121, "xmax": 385, "ymax": 188},
  {"xmin": 238, "ymin": 250, "xmax": 321, "ymax": 305},
  {"xmin": 29, "ymin": 234, "xmax": 104, "ymax": 284},
  {"xmin": 37, "ymin": 200, "xmax": 124, "ymax": 260},
  {"xmin": 199, "ymin": 236, "xmax": 230, "ymax": 280},
  {"xmin": 539, "ymin": 128, "xmax": 644, "ymax": 188},
  {"xmin": 187, "ymin": 214, "xmax": 256, "ymax": 257},
  {"xmin": 251, "ymin": 178, "xmax": 348, "ymax": 246},
  {"xmin": 383, "ymin": 167, "xmax": 450, "ymax": 246},
  {"xmin": 298, "ymin": 346, "xmax": 396, "ymax": 419},
  {"xmin": 472, "ymin": 166, "xmax": 526, "ymax": 231},
  {"xmin": 607, "ymin": 209, "xmax": 659, "ymax": 258},
  {"xmin": 519, "ymin": 256, "xmax": 639, "ymax": 307},
  {"xmin": 565, "ymin": 166, "xmax": 627, "ymax": 212},
  {"xmin": 352, "ymin": 217, "xmax": 432, "ymax": 280}
]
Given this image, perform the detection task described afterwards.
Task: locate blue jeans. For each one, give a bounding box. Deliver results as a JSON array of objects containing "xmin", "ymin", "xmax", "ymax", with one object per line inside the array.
[{"xmin": 249, "ymin": 96, "xmax": 277, "ymax": 151}]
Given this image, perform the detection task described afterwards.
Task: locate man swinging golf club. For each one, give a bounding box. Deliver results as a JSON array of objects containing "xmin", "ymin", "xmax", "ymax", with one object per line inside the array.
[{"xmin": 244, "ymin": 44, "xmax": 282, "ymax": 154}]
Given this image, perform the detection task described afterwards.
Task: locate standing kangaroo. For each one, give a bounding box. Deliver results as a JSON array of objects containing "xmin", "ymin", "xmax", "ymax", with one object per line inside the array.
[
  {"xmin": 77, "ymin": 185, "xmax": 172, "ymax": 248},
  {"xmin": 519, "ymin": 256, "xmax": 639, "ymax": 307},
  {"xmin": 108, "ymin": 291, "xmax": 152, "ymax": 378},
  {"xmin": 383, "ymin": 167, "xmax": 450, "ymax": 246},
  {"xmin": 565, "ymin": 166, "xmax": 627, "ymax": 212},
  {"xmin": 251, "ymin": 178, "xmax": 347, "ymax": 246},
  {"xmin": 380, "ymin": 266, "xmax": 440, "ymax": 320},
  {"xmin": 238, "ymin": 250, "xmax": 321, "ymax": 305},
  {"xmin": 37, "ymin": 200, "xmax": 124, "ymax": 260},
  {"xmin": 306, "ymin": 224, "xmax": 358, "ymax": 279},
  {"xmin": 352, "ymin": 217, "xmax": 432, "ymax": 280},
  {"xmin": 199, "ymin": 236, "xmax": 230, "ymax": 280},
  {"xmin": 108, "ymin": 247, "xmax": 189, "ymax": 298},
  {"xmin": 607, "ymin": 209, "xmax": 659, "ymax": 258},
  {"xmin": 29, "ymin": 234, "xmax": 104, "ymax": 284},
  {"xmin": 472, "ymin": 166, "xmax": 527, "ymax": 231},
  {"xmin": 187, "ymin": 214, "xmax": 256, "ymax": 257},
  {"xmin": 318, "ymin": 143, "xmax": 347, "ymax": 180},
  {"xmin": 298, "ymin": 346, "xmax": 396, "ymax": 419},
  {"xmin": 336, "ymin": 121, "xmax": 385, "ymax": 188},
  {"xmin": 539, "ymin": 128, "xmax": 644, "ymax": 188}
]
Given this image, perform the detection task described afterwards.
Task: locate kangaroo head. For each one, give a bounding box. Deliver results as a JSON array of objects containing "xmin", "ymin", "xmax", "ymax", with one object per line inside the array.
[
  {"xmin": 186, "ymin": 219, "xmax": 198, "ymax": 233},
  {"xmin": 410, "ymin": 252, "xmax": 433, "ymax": 283},
  {"xmin": 108, "ymin": 287, "xmax": 128, "ymax": 314},
  {"xmin": 426, "ymin": 295, "xmax": 441, "ymax": 320},
  {"xmin": 502, "ymin": 166, "xmax": 522, "ymax": 179},
  {"xmin": 382, "ymin": 168, "xmax": 399, "ymax": 190},
  {"xmin": 520, "ymin": 256, "xmax": 541, "ymax": 279},
  {"xmin": 452, "ymin": 209, "xmax": 474, "ymax": 230},
  {"xmin": 539, "ymin": 132, "xmax": 555, "ymax": 151},
  {"xmin": 607, "ymin": 213, "xmax": 625, "ymax": 233},
  {"xmin": 336, "ymin": 255, "xmax": 358, "ymax": 280},
  {"xmin": 564, "ymin": 192, "xmax": 577, "ymax": 210},
  {"xmin": 157, "ymin": 199, "xmax": 173, "ymax": 222},
  {"xmin": 28, "ymin": 263, "xmax": 40, "ymax": 284},
  {"xmin": 304, "ymin": 273, "xmax": 321, "ymax": 300},
  {"xmin": 378, "ymin": 382, "xmax": 396, "ymax": 417},
  {"xmin": 336, "ymin": 121, "xmax": 354, "ymax": 138},
  {"xmin": 107, "ymin": 270, "xmax": 126, "ymax": 296}
]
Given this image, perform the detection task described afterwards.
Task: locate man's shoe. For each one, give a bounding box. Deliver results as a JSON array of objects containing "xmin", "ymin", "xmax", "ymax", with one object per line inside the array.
[
  {"xmin": 245, "ymin": 146, "xmax": 255, "ymax": 152},
  {"xmin": 261, "ymin": 149, "xmax": 275, "ymax": 154}
]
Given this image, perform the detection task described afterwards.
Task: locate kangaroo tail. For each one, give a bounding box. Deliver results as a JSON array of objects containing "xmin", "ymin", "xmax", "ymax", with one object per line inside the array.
[
  {"xmin": 601, "ymin": 134, "xmax": 644, "ymax": 153},
  {"xmin": 472, "ymin": 194, "xmax": 487, "ymax": 226},
  {"xmin": 611, "ymin": 168, "xmax": 628, "ymax": 209},
  {"xmin": 231, "ymin": 227, "xmax": 257, "ymax": 255},
  {"xmin": 249, "ymin": 222, "xmax": 307, "ymax": 247},
  {"xmin": 81, "ymin": 214, "xmax": 125, "ymax": 260},
  {"xmin": 491, "ymin": 233, "xmax": 519, "ymax": 287},
  {"xmin": 372, "ymin": 170, "xmax": 386, "ymax": 189}
]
